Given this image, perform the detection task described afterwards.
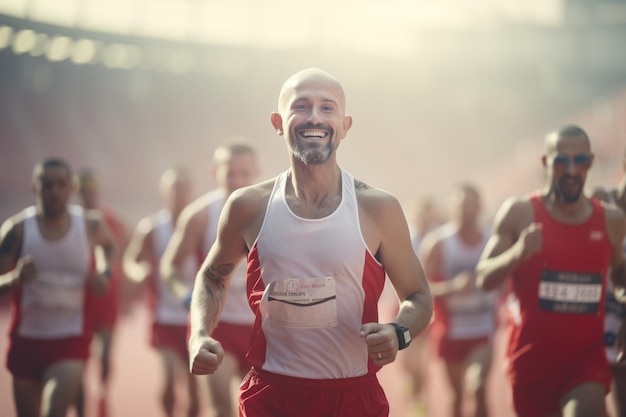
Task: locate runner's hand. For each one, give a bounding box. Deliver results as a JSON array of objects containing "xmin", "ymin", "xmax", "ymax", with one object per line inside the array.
[
  {"xmin": 16, "ymin": 255, "xmax": 36, "ymax": 285},
  {"xmin": 360, "ymin": 323, "xmax": 397, "ymax": 366},
  {"xmin": 189, "ymin": 335, "xmax": 224, "ymax": 375},
  {"xmin": 516, "ymin": 222, "xmax": 542, "ymax": 261}
]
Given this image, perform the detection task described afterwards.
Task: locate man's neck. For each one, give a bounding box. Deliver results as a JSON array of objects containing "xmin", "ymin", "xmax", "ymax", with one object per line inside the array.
[
  {"xmin": 286, "ymin": 165, "xmax": 342, "ymax": 218},
  {"xmin": 542, "ymin": 192, "xmax": 591, "ymax": 223},
  {"xmin": 37, "ymin": 209, "xmax": 71, "ymax": 240}
]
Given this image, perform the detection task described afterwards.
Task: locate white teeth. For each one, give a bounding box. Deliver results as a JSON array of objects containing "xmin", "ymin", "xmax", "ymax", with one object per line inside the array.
[{"xmin": 300, "ymin": 130, "xmax": 327, "ymax": 138}]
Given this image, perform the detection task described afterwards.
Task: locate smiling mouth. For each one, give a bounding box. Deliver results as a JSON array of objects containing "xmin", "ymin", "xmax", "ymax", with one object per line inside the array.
[{"xmin": 298, "ymin": 129, "xmax": 329, "ymax": 140}]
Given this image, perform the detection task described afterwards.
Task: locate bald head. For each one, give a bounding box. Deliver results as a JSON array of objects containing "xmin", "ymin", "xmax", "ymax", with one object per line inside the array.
[
  {"xmin": 277, "ymin": 68, "xmax": 346, "ymax": 114},
  {"xmin": 545, "ymin": 124, "xmax": 591, "ymax": 154},
  {"xmin": 160, "ymin": 165, "xmax": 193, "ymax": 212}
]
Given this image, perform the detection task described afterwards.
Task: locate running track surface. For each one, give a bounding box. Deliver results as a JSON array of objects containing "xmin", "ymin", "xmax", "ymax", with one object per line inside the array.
[{"xmin": 0, "ymin": 301, "xmax": 617, "ymax": 417}]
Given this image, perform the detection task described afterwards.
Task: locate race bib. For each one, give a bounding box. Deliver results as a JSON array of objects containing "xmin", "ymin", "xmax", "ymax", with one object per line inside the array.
[
  {"xmin": 538, "ymin": 270, "xmax": 602, "ymax": 314},
  {"xmin": 263, "ymin": 277, "xmax": 337, "ymax": 329}
]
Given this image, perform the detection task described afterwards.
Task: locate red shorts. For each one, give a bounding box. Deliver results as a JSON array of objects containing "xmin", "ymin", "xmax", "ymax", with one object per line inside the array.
[
  {"xmin": 436, "ymin": 336, "xmax": 489, "ymax": 362},
  {"xmin": 239, "ymin": 368, "xmax": 389, "ymax": 417},
  {"xmin": 211, "ymin": 322, "xmax": 253, "ymax": 372},
  {"xmin": 151, "ymin": 323, "xmax": 189, "ymax": 361},
  {"xmin": 510, "ymin": 347, "xmax": 611, "ymax": 417},
  {"xmin": 7, "ymin": 335, "xmax": 91, "ymax": 381}
]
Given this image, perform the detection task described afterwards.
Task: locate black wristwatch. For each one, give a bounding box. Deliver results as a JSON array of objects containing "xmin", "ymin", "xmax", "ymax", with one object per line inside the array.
[{"xmin": 389, "ymin": 322, "xmax": 411, "ymax": 350}]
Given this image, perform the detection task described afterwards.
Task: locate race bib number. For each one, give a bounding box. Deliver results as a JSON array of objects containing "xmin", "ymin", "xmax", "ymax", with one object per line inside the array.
[
  {"xmin": 538, "ymin": 270, "xmax": 602, "ymax": 314},
  {"xmin": 264, "ymin": 277, "xmax": 337, "ymax": 329}
]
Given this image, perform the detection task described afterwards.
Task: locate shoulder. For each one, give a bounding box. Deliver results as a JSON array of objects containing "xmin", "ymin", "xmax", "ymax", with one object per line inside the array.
[
  {"xmin": 228, "ymin": 178, "xmax": 276, "ymax": 214},
  {"xmin": 494, "ymin": 195, "xmax": 533, "ymax": 221},
  {"xmin": 488, "ymin": 195, "xmax": 534, "ymax": 239},
  {"xmin": 590, "ymin": 186, "xmax": 613, "ymax": 203},
  {"xmin": 0, "ymin": 212, "xmax": 26, "ymax": 241},
  {"xmin": 353, "ymin": 178, "xmax": 402, "ymax": 214},
  {"xmin": 602, "ymin": 200, "xmax": 626, "ymax": 225}
]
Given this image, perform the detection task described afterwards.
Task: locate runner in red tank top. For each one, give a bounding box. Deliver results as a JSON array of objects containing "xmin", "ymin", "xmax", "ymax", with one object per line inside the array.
[{"xmin": 476, "ymin": 125, "xmax": 626, "ymax": 417}]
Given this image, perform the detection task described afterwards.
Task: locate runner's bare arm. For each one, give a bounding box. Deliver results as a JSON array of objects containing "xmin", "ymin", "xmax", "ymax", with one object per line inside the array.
[
  {"xmin": 357, "ymin": 185, "xmax": 432, "ymax": 366},
  {"xmin": 123, "ymin": 217, "xmax": 154, "ymax": 284},
  {"xmin": 476, "ymin": 197, "xmax": 535, "ymax": 291},
  {"xmin": 188, "ymin": 191, "xmax": 251, "ymax": 375},
  {"xmin": 0, "ymin": 218, "xmax": 33, "ymax": 295}
]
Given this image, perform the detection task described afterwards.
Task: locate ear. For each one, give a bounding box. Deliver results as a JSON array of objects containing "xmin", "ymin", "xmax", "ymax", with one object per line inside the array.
[
  {"xmin": 589, "ymin": 152, "xmax": 595, "ymax": 168},
  {"xmin": 541, "ymin": 154, "xmax": 547, "ymax": 168},
  {"xmin": 340, "ymin": 115, "xmax": 353, "ymax": 139},
  {"xmin": 270, "ymin": 112, "xmax": 284, "ymax": 136},
  {"xmin": 31, "ymin": 179, "xmax": 37, "ymax": 195}
]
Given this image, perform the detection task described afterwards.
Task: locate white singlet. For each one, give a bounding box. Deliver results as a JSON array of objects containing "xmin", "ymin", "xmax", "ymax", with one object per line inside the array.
[{"xmin": 18, "ymin": 205, "xmax": 91, "ymax": 338}]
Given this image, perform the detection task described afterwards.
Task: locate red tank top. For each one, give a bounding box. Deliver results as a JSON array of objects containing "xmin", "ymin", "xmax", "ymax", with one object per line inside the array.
[{"xmin": 506, "ymin": 193, "xmax": 612, "ymax": 383}]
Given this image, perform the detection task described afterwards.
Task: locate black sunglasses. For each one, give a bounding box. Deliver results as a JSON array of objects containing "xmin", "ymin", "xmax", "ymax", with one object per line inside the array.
[{"xmin": 552, "ymin": 153, "xmax": 592, "ymax": 169}]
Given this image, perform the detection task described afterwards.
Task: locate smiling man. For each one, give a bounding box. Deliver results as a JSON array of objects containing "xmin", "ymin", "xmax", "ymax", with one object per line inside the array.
[
  {"xmin": 187, "ymin": 68, "xmax": 433, "ymax": 417},
  {"xmin": 476, "ymin": 125, "xmax": 626, "ymax": 417}
]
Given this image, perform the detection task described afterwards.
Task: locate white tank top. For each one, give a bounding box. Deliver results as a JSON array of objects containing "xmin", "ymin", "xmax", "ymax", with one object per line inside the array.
[
  {"xmin": 247, "ymin": 169, "xmax": 386, "ymax": 379},
  {"xmin": 203, "ymin": 189, "xmax": 254, "ymax": 325},
  {"xmin": 151, "ymin": 209, "xmax": 197, "ymax": 325},
  {"xmin": 439, "ymin": 223, "xmax": 496, "ymax": 340},
  {"xmin": 18, "ymin": 205, "xmax": 91, "ymax": 338}
]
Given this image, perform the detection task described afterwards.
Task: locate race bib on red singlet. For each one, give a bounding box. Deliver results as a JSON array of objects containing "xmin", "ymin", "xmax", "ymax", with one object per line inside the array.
[
  {"xmin": 264, "ymin": 277, "xmax": 337, "ymax": 329},
  {"xmin": 538, "ymin": 270, "xmax": 602, "ymax": 314}
]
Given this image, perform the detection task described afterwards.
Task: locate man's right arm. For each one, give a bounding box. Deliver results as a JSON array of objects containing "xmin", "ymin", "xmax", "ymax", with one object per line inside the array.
[
  {"xmin": 0, "ymin": 218, "xmax": 34, "ymax": 296},
  {"xmin": 188, "ymin": 190, "xmax": 252, "ymax": 375},
  {"xmin": 476, "ymin": 197, "xmax": 537, "ymax": 291}
]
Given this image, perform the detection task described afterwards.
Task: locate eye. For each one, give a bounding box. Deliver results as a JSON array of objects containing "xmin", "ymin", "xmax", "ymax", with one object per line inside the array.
[
  {"xmin": 573, "ymin": 154, "xmax": 591, "ymax": 166},
  {"xmin": 552, "ymin": 155, "xmax": 569, "ymax": 166}
]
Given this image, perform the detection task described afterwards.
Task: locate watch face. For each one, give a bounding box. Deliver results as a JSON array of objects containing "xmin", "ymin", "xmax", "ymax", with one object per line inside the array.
[
  {"xmin": 402, "ymin": 329, "xmax": 411, "ymax": 345},
  {"xmin": 392, "ymin": 323, "xmax": 411, "ymax": 349}
]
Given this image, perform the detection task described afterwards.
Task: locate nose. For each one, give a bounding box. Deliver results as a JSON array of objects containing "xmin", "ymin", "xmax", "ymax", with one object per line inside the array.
[
  {"xmin": 306, "ymin": 106, "xmax": 323, "ymax": 123},
  {"xmin": 564, "ymin": 159, "xmax": 577, "ymax": 174}
]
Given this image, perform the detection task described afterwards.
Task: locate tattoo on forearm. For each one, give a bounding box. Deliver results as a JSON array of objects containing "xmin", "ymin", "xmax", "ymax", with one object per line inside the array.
[
  {"xmin": 202, "ymin": 263, "xmax": 234, "ymax": 297},
  {"xmin": 201, "ymin": 263, "xmax": 234, "ymax": 328}
]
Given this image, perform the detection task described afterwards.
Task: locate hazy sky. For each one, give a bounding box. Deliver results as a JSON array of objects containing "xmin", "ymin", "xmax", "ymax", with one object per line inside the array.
[{"xmin": 1, "ymin": 0, "xmax": 563, "ymax": 54}]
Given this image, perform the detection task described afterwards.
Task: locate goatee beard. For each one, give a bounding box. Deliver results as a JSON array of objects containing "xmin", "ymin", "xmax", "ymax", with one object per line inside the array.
[{"xmin": 552, "ymin": 182, "xmax": 582, "ymax": 204}]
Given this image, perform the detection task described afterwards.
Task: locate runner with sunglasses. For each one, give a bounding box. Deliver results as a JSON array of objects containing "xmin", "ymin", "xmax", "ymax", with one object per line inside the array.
[{"xmin": 476, "ymin": 124, "xmax": 626, "ymax": 417}]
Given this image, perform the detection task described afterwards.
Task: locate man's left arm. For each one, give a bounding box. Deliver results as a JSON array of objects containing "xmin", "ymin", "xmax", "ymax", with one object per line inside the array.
[{"xmin": 359, "ymin": 190, "xmax": 433, "ymax": 366}]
